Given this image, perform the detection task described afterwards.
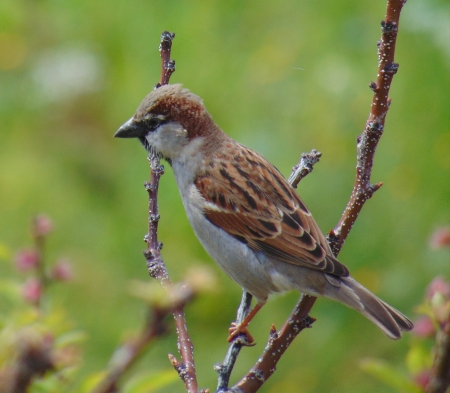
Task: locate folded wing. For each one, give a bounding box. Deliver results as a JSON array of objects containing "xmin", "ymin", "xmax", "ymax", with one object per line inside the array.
[{"xmin": 196, "ymin": 143, "xmax": 349, "ymax": 277}]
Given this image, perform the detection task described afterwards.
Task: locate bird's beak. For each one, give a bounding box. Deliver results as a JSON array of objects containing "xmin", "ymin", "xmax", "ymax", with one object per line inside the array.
[{"xmin": 114, "ymin": 118, "xmax": 146, "ymax": 138}]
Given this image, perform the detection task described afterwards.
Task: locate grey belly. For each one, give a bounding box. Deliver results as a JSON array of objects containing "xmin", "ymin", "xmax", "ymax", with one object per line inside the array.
[
  {"xmin": 185, "ymin": 204, "xmax": 281, "ymax": 301},
  {"xmin": 180, "ymin": 187, "xmax": 331, "ymax": 302}
]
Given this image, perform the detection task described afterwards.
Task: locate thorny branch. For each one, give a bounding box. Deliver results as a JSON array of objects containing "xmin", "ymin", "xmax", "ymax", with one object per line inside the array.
[
  {"xmin": 218, "ymin": 0, "xmax": 407, "ymax": 391},
  {"xmin": 327, "ymin": 0, "xmax": 406, "ymax": 255},
  {"xmin": 144, "ymin": 32, "xmax": 204, "ymax": 393}
]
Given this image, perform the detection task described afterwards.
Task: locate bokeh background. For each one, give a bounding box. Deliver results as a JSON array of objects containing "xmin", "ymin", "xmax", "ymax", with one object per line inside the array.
[{"xmin": 0, "ymin": 0, "xmax": 449, "ymax": 391}]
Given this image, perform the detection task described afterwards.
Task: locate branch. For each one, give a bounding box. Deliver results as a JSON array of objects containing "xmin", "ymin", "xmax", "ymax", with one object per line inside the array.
[
  {"xmin": 327, "ymin": 0, "xmax": 406, "ymax": 255},
  {"xmin": 288, "ymin": 149, "xmax": 322, "ymax": 189},
  {"xmin": 224, "ymin": 1, "xmax": 407, "ymax": 391},
  {"xmin": 232, "ymin": 296, "xmax": 316, "ymax": 392},
  {"xmin": 156, "ymin": 31, "xmax": 176, "ymax": 89},
  {"xmin": 215, "ymin": 291, "xmax": 253, "ymax": 393},
  {"xmin": 144, "ymin": 32, "xmax": 204, "ymax": 393}
]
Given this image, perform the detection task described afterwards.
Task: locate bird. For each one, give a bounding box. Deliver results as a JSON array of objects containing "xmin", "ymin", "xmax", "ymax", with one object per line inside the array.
[{"xmin": 115, "ymin": 83, "xmax": 413, "ymax": 342}]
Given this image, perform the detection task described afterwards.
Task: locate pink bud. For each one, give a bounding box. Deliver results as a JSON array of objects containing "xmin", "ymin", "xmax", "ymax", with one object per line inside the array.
[
  {"xmin": 427, "ymin": 276, "xmax": 450, "ymax": 300},
  {"xmin": 34, "ymin": 214, "xmax": 53, "ymax": 236},
  {"xmin": 50, "ymin": 260, "xmax": 73, "ymax": 281},
  {"xmin": 429, "ymin": 226, "xmax": 450, "ymax": 249},
  {"xmin": 412, "ymin": 316, "xmax": 435, "ymax": 338},
  {"xmin": 15, "ymin": 249, "xmax": 40, "ymax": 272},
  {"xmin": 22, "ymin": 278, "xmax": 42, "ymax": 303}
]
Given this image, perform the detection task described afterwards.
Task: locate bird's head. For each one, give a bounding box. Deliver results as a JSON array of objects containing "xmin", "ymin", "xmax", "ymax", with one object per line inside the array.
[{"xmin": 114, "ymin": 84, "xmax": 221, "ymax": 161}]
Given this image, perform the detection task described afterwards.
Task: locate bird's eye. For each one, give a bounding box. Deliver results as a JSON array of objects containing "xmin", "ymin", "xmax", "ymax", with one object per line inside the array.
[{"xmin": 146, "ymin": 117, "xmax": 161, "ymax": 130}]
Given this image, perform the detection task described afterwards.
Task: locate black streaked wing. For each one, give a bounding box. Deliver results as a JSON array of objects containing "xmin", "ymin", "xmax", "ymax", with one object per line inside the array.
[{"xmin": 195, "ymin": 142, "xmax": 349, "ymax": 277}]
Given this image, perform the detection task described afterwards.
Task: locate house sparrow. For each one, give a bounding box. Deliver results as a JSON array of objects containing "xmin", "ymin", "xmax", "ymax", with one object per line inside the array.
[{"xmin": 115, "ymin": 84, "xmax": 413, "ymax": 341}]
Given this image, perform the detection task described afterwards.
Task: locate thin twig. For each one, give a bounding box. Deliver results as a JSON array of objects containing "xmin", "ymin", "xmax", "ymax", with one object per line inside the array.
[
  {"xmin": 327, "ymin": 0, "xmax": 406, "ymax": 255},
  {"xmin": 156, "ymin": 31, "xmax": 176, "ymax": 89},
  {"xmin": 288, "ymin": 149, "xmax": 322, "ymax": 189},
  {"xmin": 144, "ymin": 153, "xmax": 167, "ymax": 284},
  {"xmin": 215, "ymin": 291, "xmax": 253, "ymax": 392},
  {"xmin": 144, "ymin": 32, "xmax": 203, "ymax": 393}
]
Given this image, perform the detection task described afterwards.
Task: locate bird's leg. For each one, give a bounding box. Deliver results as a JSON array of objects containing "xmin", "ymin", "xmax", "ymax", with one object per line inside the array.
[{"xmin": 227, "ymin": 302, "xmax": 265, "ymax": 343}]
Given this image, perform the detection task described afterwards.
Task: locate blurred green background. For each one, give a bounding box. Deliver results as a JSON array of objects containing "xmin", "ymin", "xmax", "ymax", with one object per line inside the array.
[{"xmin": 0, "ymin": 0, "xmax": 449, "ymax": 391}]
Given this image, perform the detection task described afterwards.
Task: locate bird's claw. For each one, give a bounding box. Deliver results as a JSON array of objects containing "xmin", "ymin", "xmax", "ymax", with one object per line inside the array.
[{"xmin": 227, "ymin": 322, "xmax": 255, "ymax": 344}]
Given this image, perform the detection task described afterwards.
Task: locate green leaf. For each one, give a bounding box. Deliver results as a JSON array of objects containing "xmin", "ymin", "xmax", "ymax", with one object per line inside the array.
[{"xmin": 360, "ymin": 358, "xmax": 421, "ymax": 393}]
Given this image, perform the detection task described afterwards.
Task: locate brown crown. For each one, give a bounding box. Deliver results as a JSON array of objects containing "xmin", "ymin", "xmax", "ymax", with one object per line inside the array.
[{"xmin": 134, "ymin": 84, "xmax": 221, "ymax": 140}]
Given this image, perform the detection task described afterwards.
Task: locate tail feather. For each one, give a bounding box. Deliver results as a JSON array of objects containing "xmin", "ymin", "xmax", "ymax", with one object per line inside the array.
[
  {"xmin": 335, "ymin": 277, "xmax": 413, "ymax": 340},
  {"xmin": 378, "ymin": 298, "xmax": 414, "ymax": 332}
]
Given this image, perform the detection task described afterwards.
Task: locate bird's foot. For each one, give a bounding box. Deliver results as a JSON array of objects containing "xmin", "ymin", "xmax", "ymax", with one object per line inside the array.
[{"xmin": 227, "ymin": 322, "xmax": 255, "ymax": 345}]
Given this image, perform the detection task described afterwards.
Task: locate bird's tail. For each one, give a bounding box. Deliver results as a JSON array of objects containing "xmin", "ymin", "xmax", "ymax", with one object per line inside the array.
[{"xmin": 333, "ymin": 276, "xmax": 413, "ymax": 339}]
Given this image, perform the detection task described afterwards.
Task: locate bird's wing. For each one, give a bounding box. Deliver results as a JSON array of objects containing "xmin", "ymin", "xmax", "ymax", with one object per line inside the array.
[{"xmin": 195, "ymin": 143, "xmax": 349, "ymax": 277}]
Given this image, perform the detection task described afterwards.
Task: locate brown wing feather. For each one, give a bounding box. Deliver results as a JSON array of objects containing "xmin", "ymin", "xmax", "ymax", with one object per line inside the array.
[{"xmin": 196, "ymin": 142, "xmax": 349, "ymax": 277}]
